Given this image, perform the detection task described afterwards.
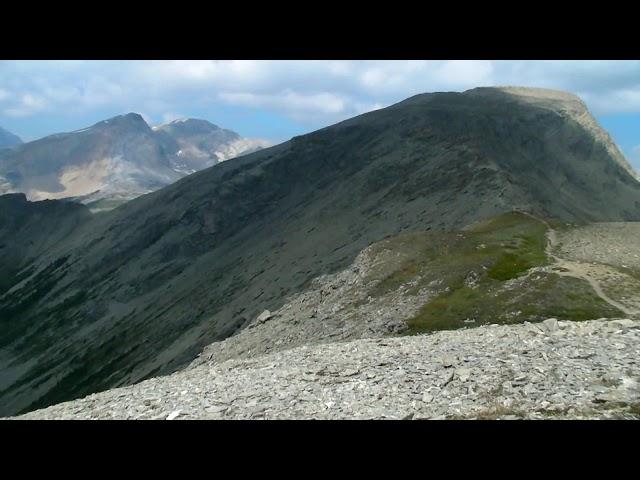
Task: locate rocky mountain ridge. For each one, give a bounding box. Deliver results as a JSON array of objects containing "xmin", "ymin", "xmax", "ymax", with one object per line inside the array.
[{"xmin": 1, "ymin": 87, "xmax": 639, "ymax": 417}]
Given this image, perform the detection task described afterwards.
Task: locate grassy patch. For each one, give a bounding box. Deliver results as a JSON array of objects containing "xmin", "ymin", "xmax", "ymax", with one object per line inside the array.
[
  {"xmin": 487, "ymin": 236, "xmax": 546, "ymax": 280},
  {"xmin": 407, "ymin": 272, "xmax": 621, "ymax": 333},
  {"xmin": 360, "ymin": 212, "xmax": 623, "ymax": 334},
  {"xmin": 471, "ymin": 213, "xmax": 548, "ymax": 281}
]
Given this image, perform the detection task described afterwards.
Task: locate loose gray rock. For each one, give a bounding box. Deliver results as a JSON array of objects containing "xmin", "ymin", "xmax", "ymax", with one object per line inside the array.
[
  {"xmin": 542, "ymin": 318, "xmax": 559, "ymax": 333},
  {"xmin": 255, "ymin": 310, "xmax": 273, "ymax": 324},
  {"xmin": 166, "ymin": 410, "xmax": 181, "ymax": 420},
  {"xmin": 14, "ymin": 319, "xmax": 640, "ymax": 420}
]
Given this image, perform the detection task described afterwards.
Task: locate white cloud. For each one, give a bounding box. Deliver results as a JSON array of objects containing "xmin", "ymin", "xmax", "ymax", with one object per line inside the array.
[
  {"xmin": 3, "ymin": 93, "xmax": 48, "ymax": 117},
  {"xmin": 22, "ymin": 94, "xmax": 45, "ymax": 108},
  {"xmin": 219, "ymin": 90, "xmax": 346, "ymax": 118},
  {"xmin": 427, "ymin": 60, "xmax": 495, "ymax": 89},
  {"xmin": 355, "ymin": 60, "xmax": 491, "ymax": 94},
  {"xmin": 1, "ymin": 60, "xmax": 640, "ymax": 127},
  {"xmin": 580, "ymin": 89, "xmax": 640, "ymax": 114}
]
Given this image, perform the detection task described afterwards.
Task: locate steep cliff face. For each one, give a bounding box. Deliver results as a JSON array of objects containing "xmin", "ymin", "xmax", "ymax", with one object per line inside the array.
[{"xmin": 1, "ymin": 87, "xmax": 639, "ymax": 416}]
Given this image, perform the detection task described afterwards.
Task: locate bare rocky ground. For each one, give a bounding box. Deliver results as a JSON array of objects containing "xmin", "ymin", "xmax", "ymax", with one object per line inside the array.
[
  {"xmin": 14, "ymin": 318, "xmax": 640, "ymax": 420},
  {"xmin": 190, "ymin": 243, "xmax": 425, "ymax": 369},
  {"xmin": 554, "ymin": 223, "xmax": 640, "ymax": 316},
  {"xmin": 556, "ymin": 223, "xmax": 640, "ymax": 270}
]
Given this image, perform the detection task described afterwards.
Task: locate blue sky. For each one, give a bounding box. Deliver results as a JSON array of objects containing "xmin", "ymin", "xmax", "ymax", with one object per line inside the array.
[{"xmin": 0, "ymin": 60, "xmax": 638, "ymax": 169}]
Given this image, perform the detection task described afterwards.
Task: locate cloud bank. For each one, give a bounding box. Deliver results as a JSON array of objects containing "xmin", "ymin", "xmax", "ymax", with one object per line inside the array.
[{"xmin": 2, "ymin": 60, "xmax": 640, "ymax": 126}]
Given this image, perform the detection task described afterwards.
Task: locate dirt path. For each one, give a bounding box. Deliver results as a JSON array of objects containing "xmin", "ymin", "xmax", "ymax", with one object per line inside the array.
[{"xmin": 521, "ymin": 212, "xmax": 639, "ymax": 317}]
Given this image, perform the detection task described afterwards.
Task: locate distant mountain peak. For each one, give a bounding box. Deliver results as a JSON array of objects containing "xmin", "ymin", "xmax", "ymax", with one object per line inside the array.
[
  {"xmin": 155, "ymin": 118, "xmax": 223, "ymax": 135},
  {"xmin": 0, "ymin": 126, "xmax": 23, "ymax": 148},
  {"xmin": 92, "ymin": 112, "xmax": 150, "ymax": 131},
  {"xmin": 169, "ymin": 118, "xmax": 215, "ymax": 126},
  {"xmin": 152, "ymin": 117, "xmax": 269, "ymax": 174},
  {"xmin": 0, "ymin": 113, "xmax": 269, "ymax": 209}
]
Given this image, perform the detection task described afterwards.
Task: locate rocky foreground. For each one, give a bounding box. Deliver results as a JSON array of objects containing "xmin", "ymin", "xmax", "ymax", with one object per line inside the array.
[{"xmin": 16, "ymin": 318, "xmax": 640, "ymax": 420}]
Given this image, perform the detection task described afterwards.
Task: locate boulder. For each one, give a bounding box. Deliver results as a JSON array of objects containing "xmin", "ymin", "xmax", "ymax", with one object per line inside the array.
[
  {"xmin": 542, "ymin": 318, "xmax": 559, "ymax": 333},
  {"xmin": 256, "ymin": 310, "xmax": 273, "ymax": 324}
]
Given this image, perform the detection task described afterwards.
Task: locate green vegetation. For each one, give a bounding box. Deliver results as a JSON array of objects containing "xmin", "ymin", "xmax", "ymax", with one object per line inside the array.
[
  {"xmin": 363, "ymin": 212, "xmax": 623, "ymax": 334},
  {"xmin": 409, "ymin": 272, "xmax": 621, "ymax": 333}
]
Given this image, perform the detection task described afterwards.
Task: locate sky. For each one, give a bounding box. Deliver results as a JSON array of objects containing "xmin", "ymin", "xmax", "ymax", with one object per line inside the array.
[{"xmin": 0, "ymin": 60, "xmax": 638, "ymax": 169}]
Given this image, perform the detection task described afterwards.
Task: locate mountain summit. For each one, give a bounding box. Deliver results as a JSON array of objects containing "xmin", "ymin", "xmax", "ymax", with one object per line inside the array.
[
  {"xmin": 466, "ymin": 86, "xmax": 637, "ymax": 179},
  {"xmin": 1, "ymin": 87, "xmax": 639, "ymax": 416},
  {"xmin": 91, "ymin": 112, "xmax": 151, "ymax": 132},
  {"xmin": 153, "ymin": 118, "xmax": 270, "ymax": 175}
]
